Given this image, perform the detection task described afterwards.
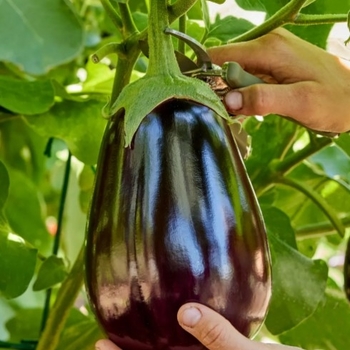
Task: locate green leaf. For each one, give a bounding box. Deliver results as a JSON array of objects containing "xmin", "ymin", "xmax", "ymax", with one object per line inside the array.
[
  {"xmin": 110, "ymin": 74, "xmax": 229, "ymax": 147},
  {"xmin": 0, "ymin": 226, "xmax": 38, "ymax": 299},
  {"xmin": 0, "ymin": 77, "xmax": 55, "ymax": 115},
  {"xmin": 24, "ymin": 100, "xmax": 107, "ymax": 165},
  {"xmin": 33, "ymin": 256, "xmax": 68, "ymax": 291},
  {"xmin": 0, "ymin": 0, "xmax": 84, "ymax": 75},
  {"xmin": 0, "ymin": 161, "xmax": 9, "ymax": 209},
  {"xmin": 207, "ymin": 16, "xmax": 255, "ymax": 43},
  {"xmin": 265, "ymin": 232, "xmax": 328, "ymax": 335},
  {"xmin": 279, "ymin": 290, "xmax": 350, "ymax": 350},
  {"xmin": 262, "ymin": 206, "xmax": 297, "ymax": 249}
]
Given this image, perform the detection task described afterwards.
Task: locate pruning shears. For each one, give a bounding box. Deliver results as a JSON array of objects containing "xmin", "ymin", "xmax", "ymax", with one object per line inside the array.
[{"xmin": 164, "ymin": 28, "xmax": 265, "ymax": 95}]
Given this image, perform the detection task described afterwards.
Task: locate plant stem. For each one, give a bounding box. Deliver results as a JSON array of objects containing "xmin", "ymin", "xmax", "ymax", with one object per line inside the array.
[
  {"xmin": 36, "ymin": 244, "xmax": 85, "ymax": 350},
  {"xmin": 178, "ymin": 15, "xmax": 187, "ymax": 54},
  {"xmin": 100, "ymin": 0, "xmax": 122, "ymax": 29},
  {"xmin": 296, "ymin": 214, "xmax": 350, "ymax": 237},
  {"xmin": 91, "ymin": 43, "xmax": 126, "ymax": 63},
  {"xmin": 230, "ymin": 0, "xmax": 309, "ymax": 43},
  {"xmin": 147, "ymin": 0, "xmax": 181, "ymax": 76},
  {"xmin": 40, "ymin": 150, "xmax": 72, "ymax": 333},
  {"xmin": 168, "ymin": 0, "xmax": 197, "ymax": 23},
  {"xmin": 110, "ymin": 46, "xmax": 140, "ymax": 106},
  {"xmin": 294, "ymin": 13, "xmax": 349, "ymax": 25},
  {"xmin": 272, "ymin": 137, "xmax": 332, "ymax": 175},
  {"xmin": 118, "ymin": 2, "xmax": 138, "ymax": 37}
]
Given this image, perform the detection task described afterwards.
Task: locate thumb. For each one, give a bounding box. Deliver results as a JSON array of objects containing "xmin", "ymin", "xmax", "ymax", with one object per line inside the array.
[{"xmin": 177, "ymin": 303, "xmax": 253, "ymax": 350}]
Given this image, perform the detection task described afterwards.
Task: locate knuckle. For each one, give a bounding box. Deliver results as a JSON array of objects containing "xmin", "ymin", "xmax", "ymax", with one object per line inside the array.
[{"xmin": 200, "ymin": 323, "xmax": 227, "ymax": 350}]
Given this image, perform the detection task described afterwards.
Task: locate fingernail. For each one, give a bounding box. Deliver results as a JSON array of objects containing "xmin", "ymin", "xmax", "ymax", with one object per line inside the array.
[
  {"xmin": 225, "ymin": 91, "xmax": 243, "ymax": 110},
  {"xmin": 181, "ymin": 307, "xmax": 202, "ymax": 327}
]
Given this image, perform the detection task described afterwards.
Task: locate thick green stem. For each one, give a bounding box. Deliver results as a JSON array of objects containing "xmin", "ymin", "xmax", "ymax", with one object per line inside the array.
[
  {"xmin": 36, "ymin": 245, "xmax": 85, "ymax": 350},
  {"xmin": 100, "ymin": 0, "xmax": 122, "ymax": 29},
  {"xmin": 118, "ymin": 3, "xmax": 138, "ymax": 37},
  {"xmin": 294, "ymin": 13, "xmax": 349, "ymax": 25},
  {"xmin": 110, "ymin": 46, "xmax": 140, "ymax": 106},
  {"xmin": 147, "ymin": 0, "xmax": 181, "ymax": 76},
  {"xmin": 296, "ymin": 213, "xmax": 350, "ymax": 238},
  {"xmin": 178, "ymin": 15, "xmax": 187, "ymax": 54},
  {"xmin": 230, "ymin": 0, "xmax": 309, "ymax": 42},
  {"xmin": 168, "ymin": 0, "xmax": 197, "ymax": 23},
  {"xmin": 91, "ymin": 43, "xmax": 126, "ymax": 63}
]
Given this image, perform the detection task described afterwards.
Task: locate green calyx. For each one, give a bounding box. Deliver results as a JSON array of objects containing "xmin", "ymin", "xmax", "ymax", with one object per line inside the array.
[{"xmin": 108, "ymin": 0, "xmax": 229, "ymax": 147}]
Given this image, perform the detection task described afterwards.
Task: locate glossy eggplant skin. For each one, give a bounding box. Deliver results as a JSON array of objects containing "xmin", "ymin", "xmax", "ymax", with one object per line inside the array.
[{"xmin": 85, "ymin": 100, "xmax": 271, "ymax": 350}]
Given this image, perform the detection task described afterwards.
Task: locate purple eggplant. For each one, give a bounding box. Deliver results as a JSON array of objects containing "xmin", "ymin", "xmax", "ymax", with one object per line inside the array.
[{"xmin": 85, "ymin": 99, "xmax": 272, "ymax": 350}]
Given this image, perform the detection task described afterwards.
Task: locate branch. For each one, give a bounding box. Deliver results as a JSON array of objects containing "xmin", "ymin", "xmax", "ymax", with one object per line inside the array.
[
  {"xmin": 294, "ymin": 13, "xmax": 349, "ymax": 25},
  {"xmin": 229, "ymin": 0, "xmax": 348, "ymax": 43},
  {"xmin": 100, "ymin": 0, "xmax": 122, "ymax": 29}
]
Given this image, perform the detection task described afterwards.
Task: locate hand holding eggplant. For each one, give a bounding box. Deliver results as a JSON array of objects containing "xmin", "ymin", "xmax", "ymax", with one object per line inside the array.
[
  {"xmin": 208, "ymin": 28, "xmax": 350, "ymax": 135},
  {"xmin": 95, "ymin": 303, "xmax": 303, "ymax": 350}
]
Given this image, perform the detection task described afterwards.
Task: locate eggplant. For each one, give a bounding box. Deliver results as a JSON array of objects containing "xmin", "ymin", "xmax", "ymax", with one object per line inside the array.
[{"xmin": 85, "ymin": 99, "xmax": 272, "ymax": 350}]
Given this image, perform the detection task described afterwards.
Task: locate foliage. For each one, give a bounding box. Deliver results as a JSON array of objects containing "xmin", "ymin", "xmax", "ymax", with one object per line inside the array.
[{"xmin": 0, "ymin": 0, "xmax": 350, "ymax": 349}]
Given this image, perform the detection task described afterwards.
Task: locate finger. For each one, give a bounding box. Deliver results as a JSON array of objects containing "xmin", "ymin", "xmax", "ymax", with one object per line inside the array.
[
  {"xmin": 177, "ymin": 303, "xmax": 255, "ymax": 350},
  {"xmin": 224, "ymin": 82, "xmax": 326, "ymax": 130},
  {"xmin": 95, "ymin": 339, "xmax": 122, "ymax": 350},
  {"xmin": 177, "ymin": 303, "xmax": 304, "ymax": 350},
  {"xmin": 207, "ymin": 29, "xmax": 290, "ymax": 74}
]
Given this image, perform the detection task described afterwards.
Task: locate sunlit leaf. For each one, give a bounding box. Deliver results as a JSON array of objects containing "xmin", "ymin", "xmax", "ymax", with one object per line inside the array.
[
  {"xmin": 0, "ymin": 0, "xmax": 84, "ymax": 75},
  {"xmin": 0, "ymin": 225, "xmax": 38, "ymax": 299},
  {"xmin": 0, "ymin": 77, "xmax": 55, "ymax": 115},
  {"xmin": 4, "ymin": 167, "xmax": 51, "ymax": 252}
]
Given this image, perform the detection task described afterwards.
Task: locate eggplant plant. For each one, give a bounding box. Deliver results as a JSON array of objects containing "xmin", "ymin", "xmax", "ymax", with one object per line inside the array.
[{"xmin": 0, "ymin": 1, "xmax": 350, "ymax": 350}]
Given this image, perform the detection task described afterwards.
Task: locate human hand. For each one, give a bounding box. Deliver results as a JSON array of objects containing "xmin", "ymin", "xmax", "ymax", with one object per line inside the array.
[
  {"xmin": 95, "ymin": 303, "xmax": 302, "ymax": 350},
  {"xmin": 208, "ymin": 28, "xmax": 350, "ymax": 134}
]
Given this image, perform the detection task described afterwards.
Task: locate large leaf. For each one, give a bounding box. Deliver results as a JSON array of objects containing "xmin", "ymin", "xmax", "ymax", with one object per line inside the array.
[
  {"xmin": 0, "ymin": 0, "xmax": 84, "ymax": 75},
  {"xmin": 207, "ymin": 15, "xmax": 255, "ymax": 43},
  {"xmin": 279, "ymin": 290, "xmax": 350, "ymax": 350},
  {"xmin": 0, "ymin": 77, "xmax": 55, "ymax": 115},
  {"xmin": 24, "ymin": 100, "xmax": 107, "ymax": 165},
  {"xmin": 265, "ymin": 231, "xmax": 328, "ymax": 335},
  {"xmin": 0, "ymin": 225, "xmax": 38, "ymax": 299},
  {"xmin": 0, "ymin": 161, "xmax": 38, "ymax": 299}
]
